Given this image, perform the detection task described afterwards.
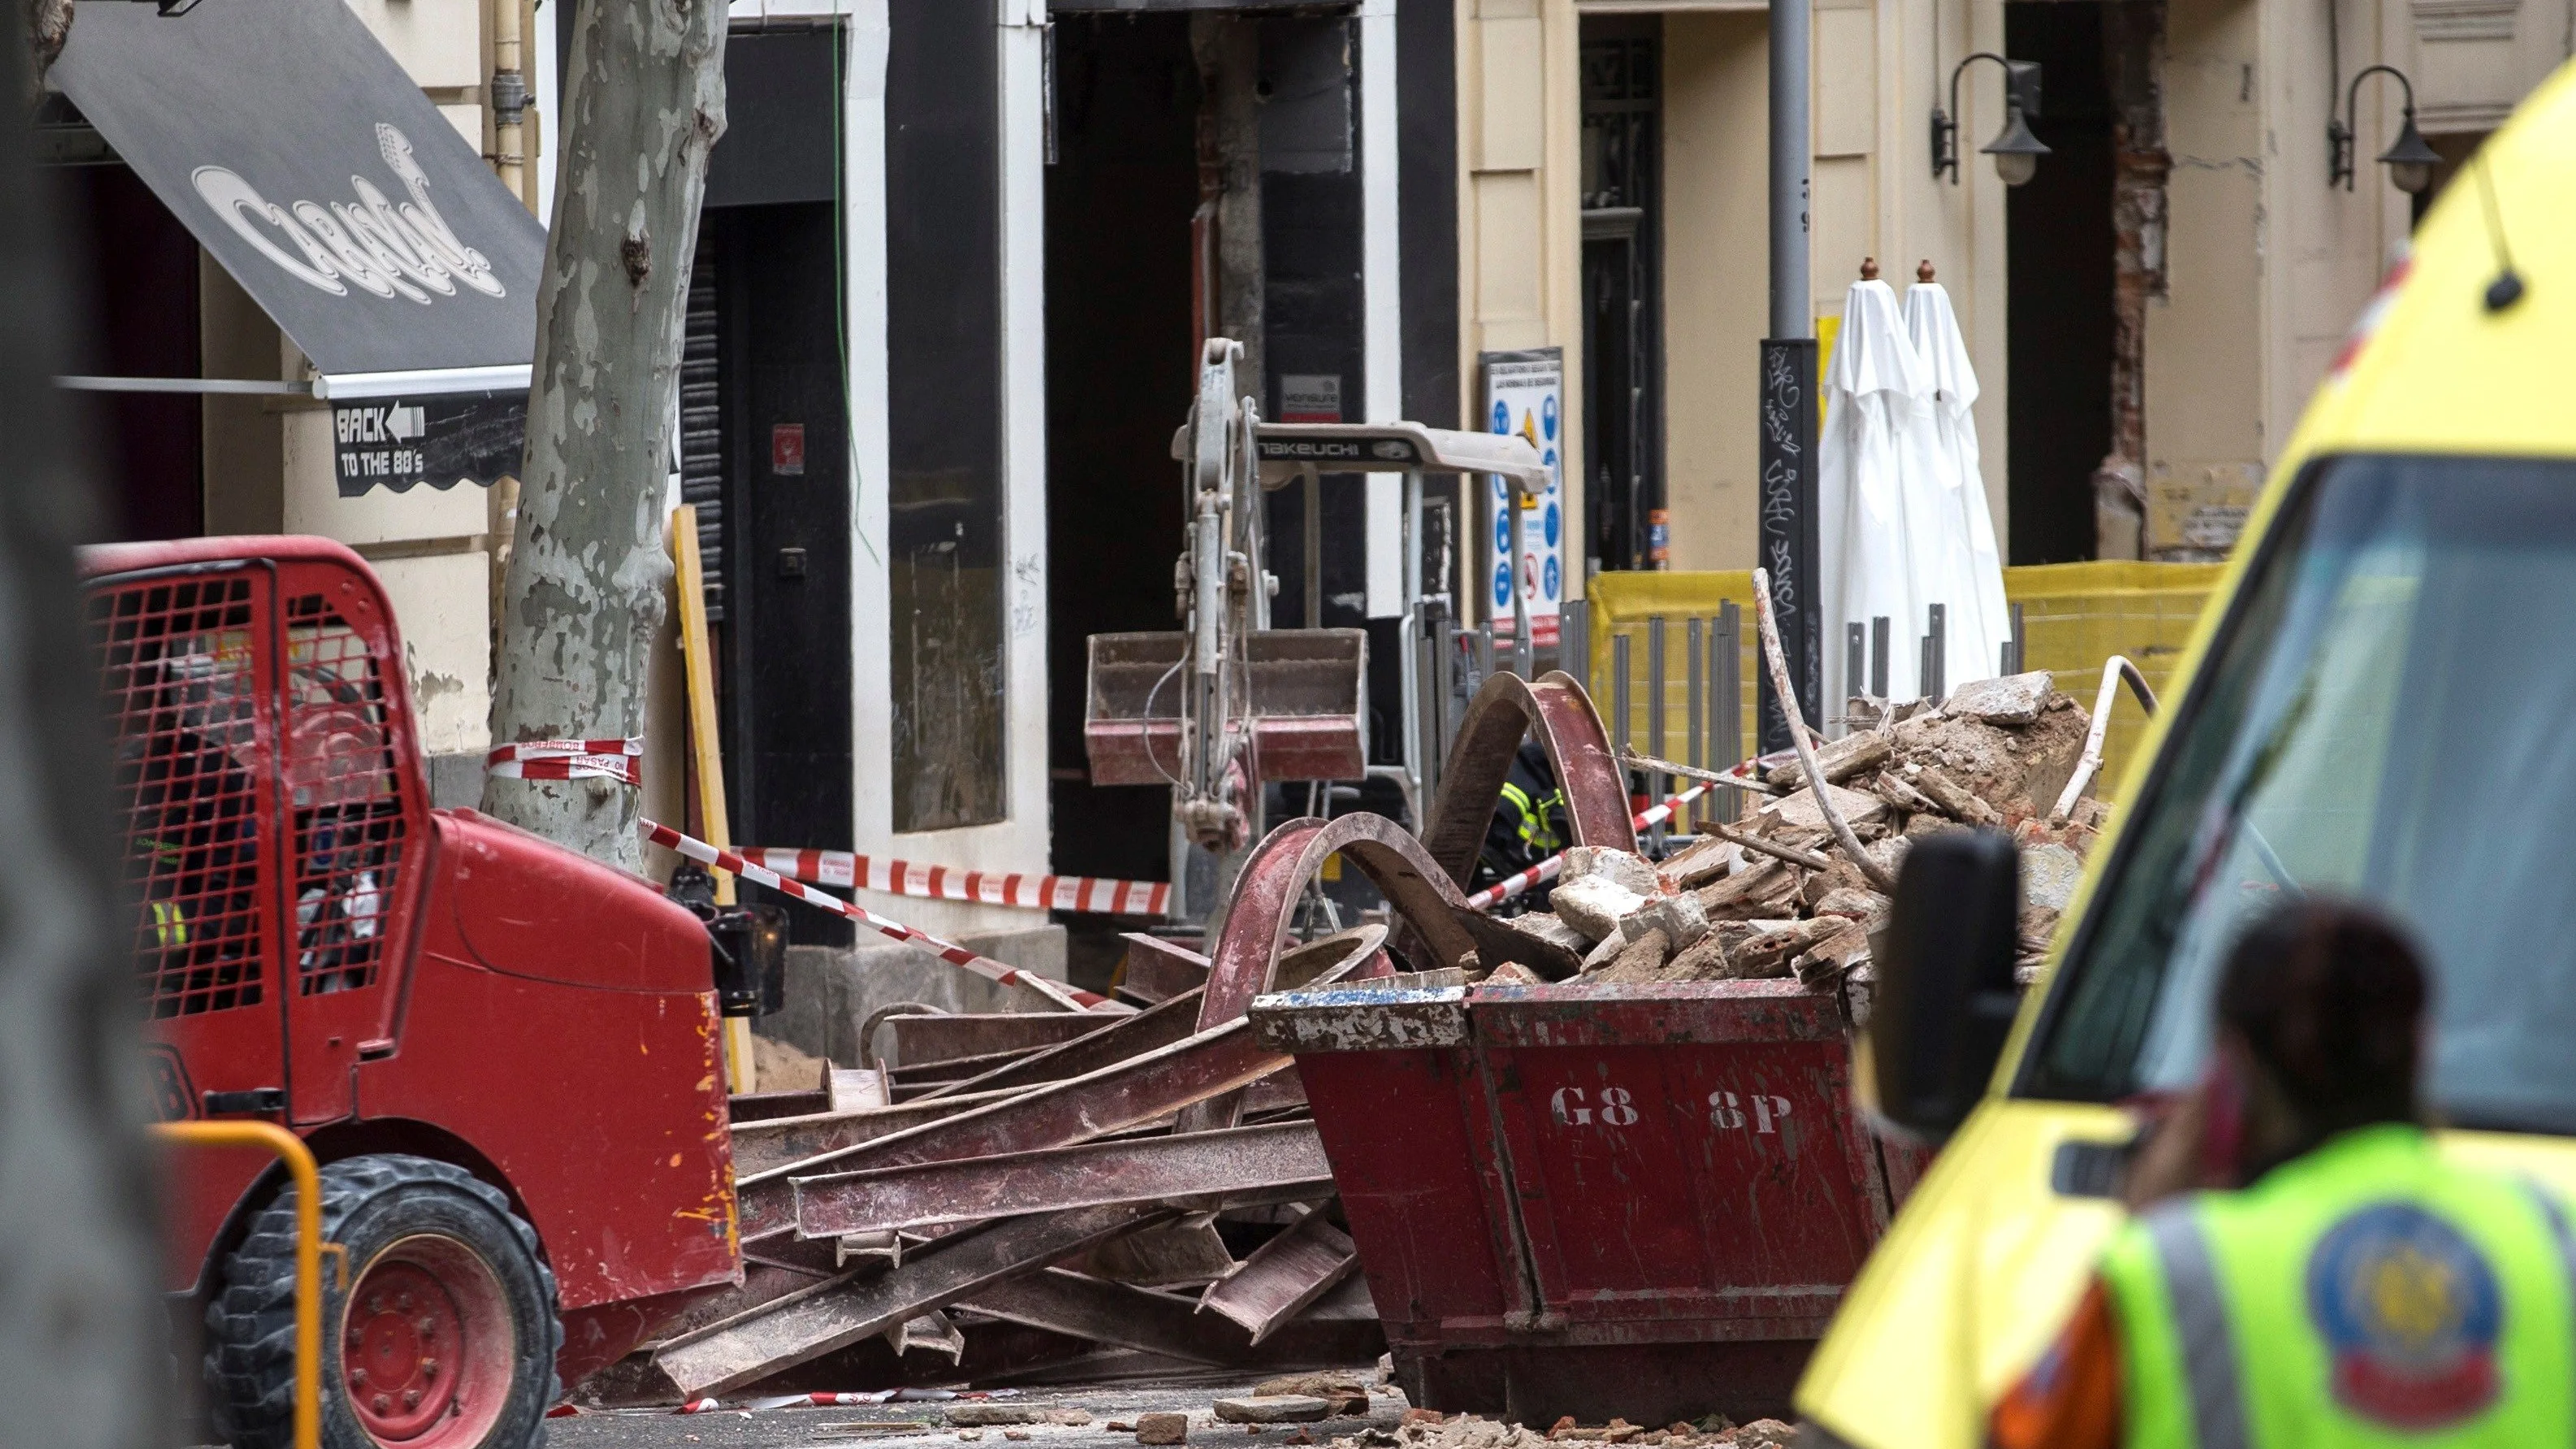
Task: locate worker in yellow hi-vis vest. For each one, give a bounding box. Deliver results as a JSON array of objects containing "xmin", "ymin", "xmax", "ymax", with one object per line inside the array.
[{"xmin": 1992, "ymin": 900, "xmax": 2576, "ymax": 1449}]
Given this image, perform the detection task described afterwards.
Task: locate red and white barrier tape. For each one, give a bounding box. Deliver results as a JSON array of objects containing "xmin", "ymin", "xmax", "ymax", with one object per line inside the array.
[
  {"xmin": 735, "ymin": 847, "xmax": 1172, "ymax": 918},
  {"xmin": 641, "ymin": 820, "xmax": 1113, "ymax": 1013},
  {"xmin": 487, "ymin": 736, "xmax": 644, "ymax": 786},
  {"xmin": 1463, "ymin": 780, "xmax": 1715, "ymax": 911}
]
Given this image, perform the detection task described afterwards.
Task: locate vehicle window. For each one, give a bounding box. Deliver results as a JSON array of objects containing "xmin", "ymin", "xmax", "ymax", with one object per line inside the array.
[
  {"xmin": 283, "ymin": 595, "xmax": 404, "ymax": 995},
  {"xmin": 2023, "ymin": 453, "xmax": 2576, "ymax": 1134},
  {"xmin": 91, "ymin": 574, "xmax": 268, "ymax": 1017}
]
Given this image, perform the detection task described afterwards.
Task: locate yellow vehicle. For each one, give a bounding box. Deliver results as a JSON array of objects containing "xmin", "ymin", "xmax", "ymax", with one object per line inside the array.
[{"xmin": 1792, "ymin": 59, "xmax": 2576, "ymax": 1449}]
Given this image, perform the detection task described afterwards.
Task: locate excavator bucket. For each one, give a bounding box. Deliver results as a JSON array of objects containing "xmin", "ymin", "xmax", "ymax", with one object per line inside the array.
[{"xmin": 1084, "ymin": 630, "xmax": 1369, "ymax": 787}]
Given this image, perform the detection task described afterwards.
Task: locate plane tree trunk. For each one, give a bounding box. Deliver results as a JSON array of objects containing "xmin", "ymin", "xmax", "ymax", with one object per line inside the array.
[{"xmin": 484, "ymin": 0, "xmax": 728, "ymax": 870}]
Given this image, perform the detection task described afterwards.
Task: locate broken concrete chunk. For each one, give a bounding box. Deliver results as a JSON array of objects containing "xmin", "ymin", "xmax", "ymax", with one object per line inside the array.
[
  {"xmin": 1621, "ymin": 890, "xmax": 1709, "ymax": 950},
  {"xmin": 1504, "ymin": 910, "xmax": 1593, "ymax": 957},
  {"xmin": 1696, "ymin": 857, "xmax": 1802, "ymax": 922},
  {"xmin": 1580, "ymin": 926, "xmax": 1628, "ymax": 970},
  {"xmin": 1562, "ymin": 845, "xmax": 1661, "ymax": 896},
  {"xmin": 1914, "ymin": 764, "xmax": 2003, "ymax": 826},
  {"xmin": 1792, "ymin": 920, "xmax": 1871, "ymax": 987},
  {"xmin": 1811, "ymin": 887, "xmax": 1884, "ymax": 922},
  {"xmin": 1552, "ymin": 875, "xmax": 1648, "ymax": 943},
  {"xmin": 1662, "ymin": 933, "xmax": 1733, "ymax": 981},
  {"xmin": 1587, "ymin": 926, "xmax": 1671, "ymax": 982},
  {"xmin": 1137, "ymin": 1413, "xmax": 1190, "ymax": 1445},
  {"xmin": 1760, "ymin": 782, "xmax": 1891, "ymax": 836},
  {"xmin": 1762, "ymin": 730, "xmax": 1892, "ymax": 791},
  {"xmin": 2022, "ymin": 842, "xmax": 2084, "ymax": 912},
  {"xmin": 1872, "ymin": 771, "xmax": 1941, "ymax": 817},
  {"xmin": 1943, "ymin": 670, "xmax": 2054, "ymax": 725},
  {"xmin": 1253, "ymin": 1377, "xmax": 1367, "ymax": 1416},
  {"xmin": 950, "ymin": 1406, "xmax": 1045, "ymax": 1426},
  {"xmin": 1217, "ymin": 1398, "xmax": 1335, "ymax": 1425},
  {"xmin": 1656, "ymin": 835, "xmax": 1735, "ymax": 891},
  {"xmin": 1482, "ymin": 961, "xmax": 1544, "ymax": 986},
  {"xmin": 1731, "ymin": 918, "xmax": 1841, "ymax": 979}
]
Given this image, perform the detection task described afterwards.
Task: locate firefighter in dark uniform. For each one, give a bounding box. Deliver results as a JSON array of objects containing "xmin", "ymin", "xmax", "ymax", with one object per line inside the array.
[{"xmin": 1474, "ymin": 741, "xmax": 1570, "ymax": 909}]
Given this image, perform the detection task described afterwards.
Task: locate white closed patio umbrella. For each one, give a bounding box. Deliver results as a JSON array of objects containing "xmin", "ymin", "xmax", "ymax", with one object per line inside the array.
[
  {"xmin": 1903, "ymin": 266, "xmax": 2013, "ymax": 688},
  {"xmin": 1819, "ymin": 267, "xmax": 1935, "ymax": 710}
]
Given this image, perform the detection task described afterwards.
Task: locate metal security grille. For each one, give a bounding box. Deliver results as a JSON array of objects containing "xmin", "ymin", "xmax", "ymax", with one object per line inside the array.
[
  {"xmin": 680, "ymin": 227, "xmax": 725, "ymax": 621},
  {"xmin": 282, "ymin": 595, "xmax": 404, "ymax": 996},
  {"xmin": 92, "ymin": 573, "xmax": 267, "ymax": 1018}
]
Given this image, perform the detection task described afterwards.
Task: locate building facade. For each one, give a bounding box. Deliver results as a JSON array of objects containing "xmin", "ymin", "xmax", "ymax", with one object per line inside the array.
[{"xmin": 1460, "ymin": 0, "xmax": 2571, "ymax": 579}]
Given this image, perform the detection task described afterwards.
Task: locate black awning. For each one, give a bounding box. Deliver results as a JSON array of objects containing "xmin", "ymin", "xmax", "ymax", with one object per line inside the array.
[{"xmin": 50, "ymin": 0, "xmax": 544, "ymax": 392}]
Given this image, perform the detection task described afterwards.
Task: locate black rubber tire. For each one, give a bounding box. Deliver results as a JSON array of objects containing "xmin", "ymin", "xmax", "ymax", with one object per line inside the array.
[{"xmin": 204, "ymin": 1154, "xmax": 562, "ymax": 1449}]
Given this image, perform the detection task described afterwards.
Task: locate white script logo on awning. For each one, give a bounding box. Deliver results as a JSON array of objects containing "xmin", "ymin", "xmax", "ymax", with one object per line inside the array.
[{"xmin": 192, "ymin": 124, "xmax": 505, "ymax": 305}]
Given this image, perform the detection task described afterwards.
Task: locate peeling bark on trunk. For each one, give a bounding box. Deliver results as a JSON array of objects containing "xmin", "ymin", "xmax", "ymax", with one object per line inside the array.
[
  {"xmin": 2096, "ymin": 0, "xmax": 2168, "ymax": 562},
  {"xmin": 484, "ymin": 0, "xmax": 727, "ymax": 870}
]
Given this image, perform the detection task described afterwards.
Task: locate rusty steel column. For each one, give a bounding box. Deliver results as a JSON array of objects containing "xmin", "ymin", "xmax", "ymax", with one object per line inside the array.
[{"xmin": 2097, "ymin": 0, "xmax": 2168, "ymax": 562}]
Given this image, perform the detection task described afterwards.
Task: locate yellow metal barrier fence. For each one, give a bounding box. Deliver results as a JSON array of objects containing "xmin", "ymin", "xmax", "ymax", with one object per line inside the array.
[
  {"xmin": 1583, "ymin": 562, "xmax": 2223, "ymax": 801},
  {"xmin": 156, "ymin": 1121, "xmax": 325, "ymax": 1449}
]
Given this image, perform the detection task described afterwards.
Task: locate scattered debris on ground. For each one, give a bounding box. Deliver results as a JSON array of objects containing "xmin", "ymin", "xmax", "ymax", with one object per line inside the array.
[
  {"xmin": 1330, "ymin": 1411, "xmax": 1800, "ymax": 1449},
  {"xmin": 1500, "ymin": 671, "xmax": 2102, "ymax": 996}
]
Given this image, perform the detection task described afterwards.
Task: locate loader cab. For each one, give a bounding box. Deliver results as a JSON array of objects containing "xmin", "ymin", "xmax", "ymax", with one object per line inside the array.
[
  {"xmin": 1796, "ymin": 62, "xmax": 2576, "ymax": 1449},
  {"xmin": 85, "ymin": 537, "xmax": 428, "ymax": 1134}
]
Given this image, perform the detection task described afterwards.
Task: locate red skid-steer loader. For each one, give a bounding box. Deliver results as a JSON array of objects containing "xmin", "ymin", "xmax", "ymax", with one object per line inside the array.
[{"xmin": 87, "ymin": 536, "xmax": 753, "ymax": 1449}]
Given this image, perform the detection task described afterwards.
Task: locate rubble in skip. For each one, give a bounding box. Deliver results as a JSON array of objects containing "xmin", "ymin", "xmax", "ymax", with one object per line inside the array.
[{"xmin": 1498, "ymin": 672, "xmax": 2106, "ymax": 994}]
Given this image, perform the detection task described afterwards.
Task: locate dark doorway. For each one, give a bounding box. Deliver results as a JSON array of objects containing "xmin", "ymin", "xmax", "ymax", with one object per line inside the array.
[
  {"xmin": 67, "ymin": 164, "xmax": 203, "ymax": 541},
  {"xmin": 1044, "ymin": 15, "xmax": 1199, "ymax": 884},
  {"xmin": 1579, "ymin": 17, "xmax": 1662, "ymax": 575},
  {"xmin": 693, "ymin": 202, "xmax": 855, "ymax": 943},
  {"xmin": 2004, "ymin": 2, "xmax": 2113, "ymax": 565}
]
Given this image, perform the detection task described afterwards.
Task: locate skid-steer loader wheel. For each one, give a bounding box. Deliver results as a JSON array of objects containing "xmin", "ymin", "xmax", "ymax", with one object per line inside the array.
[{"xmin": 206, "ymin": 1154, "xmax": 562, "ymax": 1449}]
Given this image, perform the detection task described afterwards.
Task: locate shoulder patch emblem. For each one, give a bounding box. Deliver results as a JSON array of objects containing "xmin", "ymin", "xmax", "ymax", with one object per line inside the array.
[{"xmin": 2308, "ymin": 1202, "xmax": 2504, "ymax": 1429}]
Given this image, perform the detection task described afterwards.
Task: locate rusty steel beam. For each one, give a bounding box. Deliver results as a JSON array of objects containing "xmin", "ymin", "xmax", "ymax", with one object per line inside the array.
[
  {"xmin": 732, "ymin": 1020, "xmax": 1281, "ymax": 1244},
  {"xmin": 735, "ymin": 924, "xmax": 1384, "ymax": 1244},
  {"xmin": 1197, "ymin": 822, "xmax": 1470, "ymax": 1033},
  {"xmin": 959, "ymin": 1269, "xmax": 1248, "ymax": 1365},
  {"xmin": 882, "ymin": 1012, "xmax": 1111, "ymax": 1067},
  {"xmin": 1417, "ymin": 671, "xmax": 1636, "ymax": 892},
  {"xmin": 1199, "ymin": 1207, "xmax": 1360, "ymax": 1345},
  {"xmin": 1176, "ymin": 825, "xmax": 1470, "ymax": 1136},
  {"xmin": 1119, "ymin": 932, "xmax": 1212, "ymax": 1004},
  {"xmin": 793, "ymin": 1121, "xmax": 1332, "ymax": 1237},
  {"xmin": 728, "ymin": 1087, "xmax": 1026, "ymax": 1178},
  {"xmin": 654, "ymin": 1203, "xmax": 1171, "ymax": 1399},
  {"xmin": 923, "ymin": 926, "xmax": 1366, "ymax": 1106},
  {"xmin": 920, "ymin": 984, "xmax": 1209, "ymax": 1101}
]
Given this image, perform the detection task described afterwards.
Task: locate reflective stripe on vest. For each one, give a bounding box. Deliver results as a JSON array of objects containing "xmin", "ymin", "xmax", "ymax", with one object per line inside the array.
[
  {"xmin": 2518, "ymin": 1178, "xmax": 2576, "ymax": 1449},
  {"xmin": 2142, "ymin": 1200, "xmax": 2252, "ymax": 1449}
]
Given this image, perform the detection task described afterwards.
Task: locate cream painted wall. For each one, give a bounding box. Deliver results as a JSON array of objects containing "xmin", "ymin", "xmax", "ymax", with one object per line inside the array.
[
  {"xmin": 1458, "ymin": 0, "xmax": 1589, "ymax": 605},
  {"xmin": 1659, "ymin": 14, "xmax": 1770, "ymax": 570},
  {"xmin": 1530, "ymin": 0, "xmax": 2564, "ymax": 578},
  {"xmin": 2148, "ymin": 0, "xmax": 2272, "ymax": 549},
  {"xmin": 1649, "ymin": 0, "xmax": 2011, "ymax": 570}
]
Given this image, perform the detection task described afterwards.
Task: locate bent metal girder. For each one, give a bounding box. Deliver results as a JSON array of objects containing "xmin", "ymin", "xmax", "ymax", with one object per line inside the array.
[
  {"xmin": 1418, "ymin": 670, "xmax": 1636, "ymax": 892},
  {"xmin": 1196, "ymin": 811, "xmax": 1479, "ymax": 1032}
]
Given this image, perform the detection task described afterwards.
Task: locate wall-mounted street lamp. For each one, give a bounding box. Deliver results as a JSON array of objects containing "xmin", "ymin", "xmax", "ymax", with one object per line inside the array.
[
  {"xmin": 2330, "ymin": 64, "xmax": 2442, "ymax": 194},
  {"xmin": 1931, "ymin": 54, "xmax": 2048, "ymax": 187}
]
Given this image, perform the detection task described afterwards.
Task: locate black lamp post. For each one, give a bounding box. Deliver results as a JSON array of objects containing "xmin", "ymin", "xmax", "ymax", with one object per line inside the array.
[
  {"xmin": 1931, "ymin": 54, "xmax": 2048, "ymax": 186},
  {"xmin": 2331, "ymin": 64, "xmax": 2443, "ymax": 194}
]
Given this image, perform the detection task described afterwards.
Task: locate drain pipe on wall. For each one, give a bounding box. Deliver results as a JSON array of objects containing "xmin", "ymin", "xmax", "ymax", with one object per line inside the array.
[{"xmin": 489, "ymin": 0, "xmax": 530, "ymax": 207}]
